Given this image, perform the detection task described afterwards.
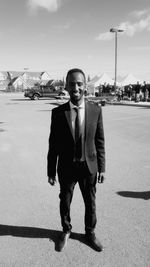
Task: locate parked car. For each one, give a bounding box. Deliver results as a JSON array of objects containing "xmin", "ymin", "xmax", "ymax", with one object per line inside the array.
[
  {"xmin": 24, "ymin": 86, "xmax": 60, "ymax": 100},
  {"xmin": 55, "ymin": 90, "xmax": 69, "ymax": 99}
]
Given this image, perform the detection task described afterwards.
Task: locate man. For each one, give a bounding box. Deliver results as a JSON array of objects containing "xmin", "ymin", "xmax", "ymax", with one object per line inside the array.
[
  {"xmin": 142, "ymin": 81, "xmax": 148, "ymax": 102},
  {"xmin": 135, "ymin": 81, "xmax": 141, "ymax": 102},
  {"xmin": 47, "ymin": 68, "xmax": 106, "ymax": 252}
]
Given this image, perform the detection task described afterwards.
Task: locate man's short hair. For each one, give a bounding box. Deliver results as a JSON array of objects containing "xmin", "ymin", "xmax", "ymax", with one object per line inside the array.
[{"xmin": 66, "ymin": 68, "xmax": 86, "ymax": 84}]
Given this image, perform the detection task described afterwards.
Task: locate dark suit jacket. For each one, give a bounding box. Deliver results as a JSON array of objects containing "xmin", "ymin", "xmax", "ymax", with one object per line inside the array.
[{"xmin": 47, "ymin": 100, "xmax": 105, "ymax": 179}]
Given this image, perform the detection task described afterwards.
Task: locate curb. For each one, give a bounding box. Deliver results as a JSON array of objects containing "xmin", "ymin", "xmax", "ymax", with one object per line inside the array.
[{"xmin": 107, "ymin": 101, "xmax": 150, "ymax": 108}]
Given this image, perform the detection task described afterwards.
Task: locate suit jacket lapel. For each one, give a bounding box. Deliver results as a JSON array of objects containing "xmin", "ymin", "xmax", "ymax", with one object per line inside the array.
[
  {"xmin": 85, "ymin": 101, "xmax": 90, "ymax": 140},
  {"xmin": 64, "ymin": 102, "xmax": 74, "ymax": 140}
]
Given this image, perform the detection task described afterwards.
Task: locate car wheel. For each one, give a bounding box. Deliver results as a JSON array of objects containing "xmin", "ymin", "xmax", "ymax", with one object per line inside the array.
[
  {"xmin": 101, "ymin": 100, "xmax": 106, "ymax": 106},
  {"xmin": 33, "ymin": 94, "xmax": 39, "ymax": 100}
]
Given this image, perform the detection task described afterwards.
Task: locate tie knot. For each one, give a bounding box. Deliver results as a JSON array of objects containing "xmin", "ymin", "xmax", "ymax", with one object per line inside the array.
[{"xmin": 74, "ymin": 107, "xmax": 80, "ymax": 113}]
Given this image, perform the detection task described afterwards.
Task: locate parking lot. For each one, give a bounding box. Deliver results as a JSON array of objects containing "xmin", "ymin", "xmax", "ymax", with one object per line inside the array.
[{"xmin": 0, "ymin": 93, "xmax": 150, "ymax": 267}]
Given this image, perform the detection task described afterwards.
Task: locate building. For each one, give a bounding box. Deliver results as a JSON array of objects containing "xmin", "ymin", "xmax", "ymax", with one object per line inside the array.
[{"xmin": 0, "ymin": 71, "xmax": 53, "ymax": 91}]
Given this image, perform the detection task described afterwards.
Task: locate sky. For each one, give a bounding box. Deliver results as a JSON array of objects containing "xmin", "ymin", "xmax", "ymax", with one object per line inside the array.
[{"xmin": 0, "ymin": 0, "xmax": 150, "ymax": 80}]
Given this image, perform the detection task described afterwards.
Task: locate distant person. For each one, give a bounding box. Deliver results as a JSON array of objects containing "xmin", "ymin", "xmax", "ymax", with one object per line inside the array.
[
  {"xmin": 99, "ymin": 85, "xmax": 103, "ymax": 96},
  {"xmin": 106, "ymin": 83, "xmax": 111, "ymax": 94},
  {"xmin": 47, "ymin": 68, "xmax": 106, "ymax": 252},
  {"xmin": 117, "ymin": 88, "xmax": 122, "ymax": 101},
  {"xmin": 102, "ymin": 83, "xmax": 107, "ymax": 93},
  {"xmin": 148, "ymin": 87, "xmax": 150, "ymax": 99},
  {"xmin": 127, "ymin": 84, "xmax": 132, "ymax": 100},
  {"xmin": 135, "ymin": 81, "xmax": 141, "ymax": 102},
  {"xmin": 142, "ymin": 81, "xmax": 148, "ymax": 102}
]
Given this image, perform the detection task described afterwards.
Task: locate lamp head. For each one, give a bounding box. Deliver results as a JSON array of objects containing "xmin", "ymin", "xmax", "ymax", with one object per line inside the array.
[{"xmin": 110, "ymin": 28, "xmax": 124, "ymax": 33}]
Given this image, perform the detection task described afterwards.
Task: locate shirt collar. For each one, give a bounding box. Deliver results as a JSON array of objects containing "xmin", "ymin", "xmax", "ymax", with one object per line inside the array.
[{"xmin": 69, "ymin": 100, "xmax": 85, "ymax": 109}]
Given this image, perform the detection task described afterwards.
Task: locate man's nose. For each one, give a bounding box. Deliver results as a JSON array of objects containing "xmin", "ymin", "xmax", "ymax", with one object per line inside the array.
[{"xmin": 74, "ymin": 83, "xmax": 79, "ymax": 90}]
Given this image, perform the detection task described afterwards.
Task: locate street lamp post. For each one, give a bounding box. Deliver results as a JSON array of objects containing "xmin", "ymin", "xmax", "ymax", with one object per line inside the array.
[{"xmin": 110, "ymin": 28, "xmax": 124, "ymax": 93}]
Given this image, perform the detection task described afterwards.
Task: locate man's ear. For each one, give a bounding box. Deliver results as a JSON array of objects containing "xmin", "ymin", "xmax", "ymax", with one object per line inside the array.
[
  {"xmin": 84, "ymin": 84, "xmax": 87, "ymax": 91},
  {"xmin": 65, "ymin": 85, "xmax": 68, "ymax": 92}
]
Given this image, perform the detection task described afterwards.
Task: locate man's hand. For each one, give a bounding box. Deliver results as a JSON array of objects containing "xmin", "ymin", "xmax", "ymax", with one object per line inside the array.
[
  {"xmin": 48, "ymin": 176, "xmax": 56, "ymax": 186},
  {"xmin": 97, "ymin": 172, "xmax": 106, "ymax": 184}
]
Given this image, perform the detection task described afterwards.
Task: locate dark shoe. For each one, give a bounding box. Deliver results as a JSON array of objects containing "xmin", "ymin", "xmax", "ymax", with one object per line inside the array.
[
  {"xmin": 85, "ymin": 233, "xmax": 104, "ymax": 252},
  {"xmin": 58, "ymin": 232, "xmax": 70, "ymax": 252}
]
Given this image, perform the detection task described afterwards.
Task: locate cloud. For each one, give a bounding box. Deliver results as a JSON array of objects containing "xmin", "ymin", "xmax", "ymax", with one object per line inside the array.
[
  {"xmin": 96, "ymin": 32, "xmax": 114, "ymax": 41},
  {"xmin": 118, "ymin": 15, "xmax": 150, "ymax": 36},
  {"xmin": 96, "ymin": 9, "xmax": 150, "ymax": 40},
  {"xmin": 27, "ymin": 0, "xmax": 63, "ymax": 12},
  {"xmin": 131, "ymin": 9, "xmax": 148, "ymax": 18}
]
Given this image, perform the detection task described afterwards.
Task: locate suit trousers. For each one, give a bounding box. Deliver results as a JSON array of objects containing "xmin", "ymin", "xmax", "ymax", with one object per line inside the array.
[{"xmin": 58, "ymin": 161, "xmax": 97, "ymax": 234}]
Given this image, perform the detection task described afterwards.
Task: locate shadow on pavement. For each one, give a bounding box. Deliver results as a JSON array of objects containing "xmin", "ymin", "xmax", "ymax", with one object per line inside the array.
[
  {"xmin": 37, "ymin": 110, "xmax": 52, "ymax": 112},
  {"xmin": 11, "ymin": 98, "xmax": 59, "ymax": 102},
  {"xmin": 70, "ymin": 232, "xmax": 98, "ymax": 251},
  {"xmin": 0, "ymin": 122, "xmax": 5, "ymax": 132},
  {"xmin": 113, "ymin": 102, "xmax": 150, "ymax": 108},
  {"xmin": 44, "ymin": 100, "xmax": 67, "ymax": 106},
  {"xmin": 0, "ymin": 224, "xmax": 59, "ymax": 239},
  {"xmin": 5, "ymin": 103, "xmax": 19, "ymax": 105},
  {"xmin": 11, "ymin": 99, "xmax": 31, "ymax": 101},
  {"xmin": 0, "ymin": 224, "xmax": 93, "ymax": 251},
  {"xmin": 117, "ymin": 191, "xmax": 150, "ymax": 200},
  {"xmin": 0, "ymin": 224, "xmax": 61, "ymax": 251},
  {"xmin": 47, "ymin": 102, "xmax": 65, "ymax": 106},
  {"xmin": 138, "ymin": 106, "xmax": 150, "ymax": 109}
]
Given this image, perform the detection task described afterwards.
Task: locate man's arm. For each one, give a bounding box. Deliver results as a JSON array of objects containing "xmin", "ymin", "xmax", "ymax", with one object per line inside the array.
[
  {"xmin": 97, "ymin": 172, "xmax": 106, "ymax": 184},
  {"xmin": 47, "ymin": 108, "xmax": 58, "ymax": 179},
  {"xmin": 95, "ymin": 107, "xmax": 106, "ymax": 174},
  {"xmin": 48, "ymin": 176, "xmax": 57, "ymax": 186}
]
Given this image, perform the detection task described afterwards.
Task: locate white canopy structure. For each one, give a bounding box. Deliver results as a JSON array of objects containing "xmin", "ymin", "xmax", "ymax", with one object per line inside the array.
[
  {"xmin": 87, "ymin": 73, "xmax": 115, "ymax": 94},
  {"xmin": 88, "ymin": 73, "xmax": 114, "ymax": 87},
  {"xmin": 121, "ymin": 74, "xmax": 141, "ymax": 86}
]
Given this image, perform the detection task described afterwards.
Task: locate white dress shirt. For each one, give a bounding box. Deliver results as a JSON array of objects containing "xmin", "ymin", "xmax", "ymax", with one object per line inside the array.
[{"xmin": 69, "ymin": 101, "xmax": 85, "ymax": 161}]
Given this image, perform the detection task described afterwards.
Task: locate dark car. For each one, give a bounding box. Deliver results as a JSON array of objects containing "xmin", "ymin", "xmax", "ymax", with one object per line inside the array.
[
  {"xmin": 55, "ymin": 90, "xmax": 69, "ymax": 99},
  {"xmin": 24, "ymin": 86, "xmax": 60, "ymax": 100}
]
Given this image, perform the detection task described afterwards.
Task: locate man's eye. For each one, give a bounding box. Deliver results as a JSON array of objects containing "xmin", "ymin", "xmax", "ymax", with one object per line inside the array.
[
  {"xmin": 69, "ymin": 82, "xmax": 83, "ymax": 87},
  {"xmin": 77, "ymin": 82, "xmax": 83, "ymax": 86}
]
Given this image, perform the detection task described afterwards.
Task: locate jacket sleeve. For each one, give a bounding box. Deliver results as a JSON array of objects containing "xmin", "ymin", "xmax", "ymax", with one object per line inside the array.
[
  {"xmin": 95, "ymin": 107, "xmax": 106, "ymax": 173},
  {"xmin": 47, "ymin": 109, "xmax": 59, "ymax": 178}
]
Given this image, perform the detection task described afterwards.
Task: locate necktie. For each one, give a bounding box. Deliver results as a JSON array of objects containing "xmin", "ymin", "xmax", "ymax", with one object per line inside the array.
[{"xmin": 74, "ymin": 107, "xmax": 82, "ymax": 160}]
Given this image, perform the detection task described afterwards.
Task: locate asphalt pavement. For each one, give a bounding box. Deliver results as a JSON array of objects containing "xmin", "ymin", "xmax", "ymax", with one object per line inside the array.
[{"xmin": 0, "ymin": 93, "xmax": 150, "ymax": 267}]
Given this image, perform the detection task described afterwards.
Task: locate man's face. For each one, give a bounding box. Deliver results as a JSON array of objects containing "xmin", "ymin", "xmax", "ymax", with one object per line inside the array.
[{"xmin": 66, "ymin": 72, "xmax": 86, "ymax": 105}]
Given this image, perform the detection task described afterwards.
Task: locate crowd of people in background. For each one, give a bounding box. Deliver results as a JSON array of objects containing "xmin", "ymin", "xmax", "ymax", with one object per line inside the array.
[
  {"xmin": 116, "ymin": 81, "xmax": 150, "ymax": 102},
  {"xmin": 96, "ymin": 81, "xmax": 150, "ymax": 102}
]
